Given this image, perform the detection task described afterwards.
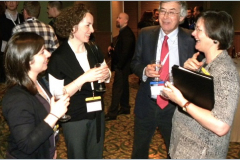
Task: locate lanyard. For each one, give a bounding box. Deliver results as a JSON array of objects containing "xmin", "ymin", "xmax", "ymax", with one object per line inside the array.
[{"xmin": 7, "ymin": 11, "xmax": 20, "ymax": 26}]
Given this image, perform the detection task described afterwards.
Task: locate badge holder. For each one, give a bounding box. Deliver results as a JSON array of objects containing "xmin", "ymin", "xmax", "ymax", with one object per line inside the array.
[
  {"xmin": 85, "ymin": 91, "xmax": 102, "ymax": 112},
  {"xmin": 150, "ymin": 81, "xmax": 165, "ymax": 96}
]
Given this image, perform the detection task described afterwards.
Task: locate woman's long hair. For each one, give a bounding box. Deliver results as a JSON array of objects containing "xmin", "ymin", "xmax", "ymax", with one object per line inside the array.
[{"xmin": 3, "ymin": 32, "xmax": 44, "ymax": 95}]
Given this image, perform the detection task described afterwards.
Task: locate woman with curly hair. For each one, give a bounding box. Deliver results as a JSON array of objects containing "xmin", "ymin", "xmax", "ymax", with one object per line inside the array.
[{"xmin": 47, "ymin": 3, "xmax": 111, "ymax": 159}]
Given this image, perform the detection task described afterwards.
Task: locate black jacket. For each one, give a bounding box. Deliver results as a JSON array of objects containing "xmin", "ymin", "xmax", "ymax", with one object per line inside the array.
[
  {"xmin": 2, "ymin": 79, "xmax": 53, "ymax": 158},
  {"xmin": 111, "ymin": 25, "xmax": 136, "ymax": 71}
]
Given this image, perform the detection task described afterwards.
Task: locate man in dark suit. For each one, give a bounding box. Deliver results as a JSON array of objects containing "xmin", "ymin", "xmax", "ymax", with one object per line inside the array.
[
  {"xmin": 131, "ymin": 1, "xmax": 197, "ymax": 158},
  {"xmin": 105, "ymin": 12, "xmax": 136, "ymax": 121}
]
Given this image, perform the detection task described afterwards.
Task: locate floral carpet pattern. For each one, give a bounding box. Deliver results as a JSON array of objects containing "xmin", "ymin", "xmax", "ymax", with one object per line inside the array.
[{"xmin": 0, "ymin": 73, "xmax": 240, "ymax": 159}]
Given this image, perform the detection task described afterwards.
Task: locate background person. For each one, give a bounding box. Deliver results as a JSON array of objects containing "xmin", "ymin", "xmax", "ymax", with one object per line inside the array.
[
  {"xmin": 47, "ymin": 1, "xmax": 62, "ymax": 28},
  {"xmin": 131, "ymin": 1, "xmax": 197, "ymax": 158},
  {"xmin": 47, "ymin": 1, "xmax": 65, "ymax": 44},
  {"xmin": 48, "ymin": 4, "xmax": 110, "ymax": 159},
  {"xmin": 153, "ymin": 8, "xmax": 159, "ymax": 25},
  {"xmin": 2, "ymin": 32, "xmax": 70, "ymax": 159},
  {"xmin": 105, "ymin": 12, "xmax": 135, "ymax": 121},
  {"xmin": 179, "ymin": 7, "xmax": 194, "ymax": 29},
  {"xmin": 137, "ymin": 11, "xmax": 155, "ymax": 29},
  {"xmin": 12, "ymin": 1, "xmax": 59, "ymax": 53},
  {"xmin": 192, "ymin": 5, "xmax": 203, "ymax": 29},
  {"xmin": 163, "ymin": 11, "xmax": 240, "ymax": 159},
  {"xmin": 0, "ymin": 1, "xmax": 24, "ymax": 83}
]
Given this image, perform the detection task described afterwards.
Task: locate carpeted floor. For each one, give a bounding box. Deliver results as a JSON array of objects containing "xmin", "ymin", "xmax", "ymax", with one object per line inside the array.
[{"xmin": 0, "ymin": 73, "xmax": 240, "ymax": 159}]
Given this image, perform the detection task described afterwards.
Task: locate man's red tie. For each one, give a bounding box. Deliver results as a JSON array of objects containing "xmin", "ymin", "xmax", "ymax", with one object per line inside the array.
[{"xmin": 157, "ymin": 35, "xmax": 169, "ymax": 109}]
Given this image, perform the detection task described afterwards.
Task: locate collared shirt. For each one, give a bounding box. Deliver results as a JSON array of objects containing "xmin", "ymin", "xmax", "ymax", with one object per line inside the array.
[
  {"xmin": 142, "ymin": 27, "xmax": 180, "ymax": 81},
  {"xmin": 157, "ymin": 28, "xmax": 180, "ymax": 71},
  {"xmin": 12, "ymin": 18, "xmax": 59, "ymax": 53}
]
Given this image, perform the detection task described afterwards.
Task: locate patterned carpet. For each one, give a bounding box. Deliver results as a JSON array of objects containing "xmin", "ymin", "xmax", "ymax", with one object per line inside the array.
[{"xmin": 0, "ymin": 73, "xmax": 240, "ymax": 159}]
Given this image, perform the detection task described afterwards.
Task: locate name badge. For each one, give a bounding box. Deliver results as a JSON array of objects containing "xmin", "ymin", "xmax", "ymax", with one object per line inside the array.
[
  {"xmin": 85, "ymin": 96, "xmax": 102, "ymax": 112},
  {"xmin": 150, "ymin": 81, "xmax": 164, "ymax": 96}
]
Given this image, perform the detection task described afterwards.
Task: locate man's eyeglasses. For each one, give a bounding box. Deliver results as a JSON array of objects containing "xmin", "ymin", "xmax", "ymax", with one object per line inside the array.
[{"xmin": 159, "ymin": 9, "xmax": 180, "ymax": 17}]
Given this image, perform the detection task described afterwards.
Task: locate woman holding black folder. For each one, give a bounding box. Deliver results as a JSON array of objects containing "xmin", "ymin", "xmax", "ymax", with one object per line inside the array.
[{"xmin": 162, "ymin": 11, "xmax": 240, "ymax": 158}]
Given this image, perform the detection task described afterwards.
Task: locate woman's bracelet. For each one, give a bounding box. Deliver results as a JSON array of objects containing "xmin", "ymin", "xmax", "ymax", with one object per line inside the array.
[
  {"xmin": 49, "ymin": 113, "xmax": 59, "ymax": 119},
  {"xmin": 182, "ymin": 101, "xmax": 191, "ymax": 112},
  {"xmin": 73, "ymin": 81, "xmax": 81, "ymax": 91}
]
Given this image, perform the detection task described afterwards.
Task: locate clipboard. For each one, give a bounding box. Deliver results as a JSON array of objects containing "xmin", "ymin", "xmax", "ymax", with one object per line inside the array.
[{"xmin": 172, "ymin": 65, "xmax": 214, "ymax": 110}]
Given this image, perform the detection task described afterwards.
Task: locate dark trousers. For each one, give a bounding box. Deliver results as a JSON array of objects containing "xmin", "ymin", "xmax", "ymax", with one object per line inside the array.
[
  {"xmin": 131, "ymin": 100, "xmax": 176, "ymax": 159},
  {"xmin": 108, "ymin": 66, "xmax": 130, "ymax": 117},
  {"xmin": 61, "ymin": 112, "xmax": 105, "ymax": 159}
]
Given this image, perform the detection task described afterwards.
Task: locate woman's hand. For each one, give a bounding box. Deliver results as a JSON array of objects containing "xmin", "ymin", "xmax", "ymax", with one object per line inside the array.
[
  {"xmin": 184, "ymin": 52, "xmax": 203, "ymax": 71},
  {"xmin": 83, "ymin": 65, "xmax": 110, "ymax": 83},
  {"xmin": 44, "ymin": 93, "xmax": 70, "ymax": 128},
  {"xmin": 162, "ymin": 81, "xmax": 187, "ymax": 107},
  {"xmin": 50, "ymin": 94, "xmax": 70, "ymax": 118}
]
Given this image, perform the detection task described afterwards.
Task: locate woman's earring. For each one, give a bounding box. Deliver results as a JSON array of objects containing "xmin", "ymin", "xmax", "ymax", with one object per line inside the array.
[{"xmin": 213, "ymin": 40, "xmax": 218, "ymax": 44}]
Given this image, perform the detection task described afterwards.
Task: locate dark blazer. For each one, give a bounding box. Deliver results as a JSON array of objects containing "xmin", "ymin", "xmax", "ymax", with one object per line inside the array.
[
  {"xmin": 2, "ymin": 79, "xmax": 53, "ymax": 159},
  {"xmin": 48, "ymin": 41, "xmax": 105, "ymax": 121},
  {"xmin": 112, "ymin": 25, "xmax": 135, "ymax": 70},
  {"xmin": 131, "ymin": 26, "xmax": 196, "ymax": 118},
  {"xmin": 0, "ymin": 13, "xmax": 24, "ymax": 46}
]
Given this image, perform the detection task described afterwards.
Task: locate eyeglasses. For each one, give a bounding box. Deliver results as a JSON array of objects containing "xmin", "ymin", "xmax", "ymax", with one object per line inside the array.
[{"xmin": 159, "ymin": 9, "xmax": 180, "ymax": 17}]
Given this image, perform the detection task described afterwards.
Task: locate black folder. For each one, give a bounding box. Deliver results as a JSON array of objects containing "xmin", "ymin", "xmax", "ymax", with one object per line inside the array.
[{"xmin": 172, "ymin": 65, "xmax": 214, "ymax": 110}]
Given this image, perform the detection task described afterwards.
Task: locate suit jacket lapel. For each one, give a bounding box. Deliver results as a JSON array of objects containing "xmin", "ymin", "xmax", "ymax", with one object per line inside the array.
[
  {"xmin": 178, "ymin": 28, "xmax": 190, "ymax": 66},
  {"xmin": 151, "ymin": 27, "xmax": 160, "ymax": 61}
]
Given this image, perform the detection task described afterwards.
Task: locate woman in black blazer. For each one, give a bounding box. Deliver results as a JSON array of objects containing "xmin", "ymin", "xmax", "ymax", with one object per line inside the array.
[
  {"xmin": 2, "ymin": 32, "xmax": 70, "ymax": 158},
  {"xmin": 48, "ymin": 4, "xmax": 110, "ymax": 159}
]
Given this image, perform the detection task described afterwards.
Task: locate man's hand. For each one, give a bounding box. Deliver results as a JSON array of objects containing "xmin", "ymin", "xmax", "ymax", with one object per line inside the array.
[{"xmin": 145, "ymin": 63, "xmax": 160, "ymax": 78}]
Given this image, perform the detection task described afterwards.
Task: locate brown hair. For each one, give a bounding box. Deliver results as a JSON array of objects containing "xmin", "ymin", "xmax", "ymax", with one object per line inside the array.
[
  {"xmin": 23, "ymin": 1, "xmax": 40, "ymax": 18},
  {"xmin": 54, "ymin": 3, "xmax": 90, "ymax": 38},
  {"xmin": 4, "ymin": 32, "xmax": 44, "ymax": 94},
  {"xmin": 200, "ymin": 11, "xmax": 234, "ymax": 50},
  {"xmin": 48, "ymin": 1, "xmax": 63, "ymax": 11}
]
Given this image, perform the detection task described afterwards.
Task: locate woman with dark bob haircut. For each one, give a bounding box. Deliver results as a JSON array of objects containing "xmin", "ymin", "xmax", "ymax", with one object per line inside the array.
[
  {"xmin": 2, "ymin": 32, "xmax": 70, "ymax": 158},
  {"xmin": 48, "ymin": 3, "xmax": 110, "ymax": 159},
  {"xmin": 162, "ymin": 11, "xmax": 240, "ymax": 158}
]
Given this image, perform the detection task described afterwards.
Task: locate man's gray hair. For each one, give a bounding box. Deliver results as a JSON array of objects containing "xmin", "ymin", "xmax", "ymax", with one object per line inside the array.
[{"xmin": 159, "ymin": 1, "xmax": 188, "ymax": 18}]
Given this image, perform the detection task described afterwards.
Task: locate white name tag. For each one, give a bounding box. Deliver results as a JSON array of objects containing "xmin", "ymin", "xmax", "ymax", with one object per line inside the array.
[
  {"xmin": 151, "ymin": 85, "xmax": 164, "ymax": 95},
  {"xmin": 86, "ymin": 96, "xmax": 102, "ymax": 112},
  {"xmin": 150, "ymin": 81, "xmax": 165, "ymax": 96}
]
